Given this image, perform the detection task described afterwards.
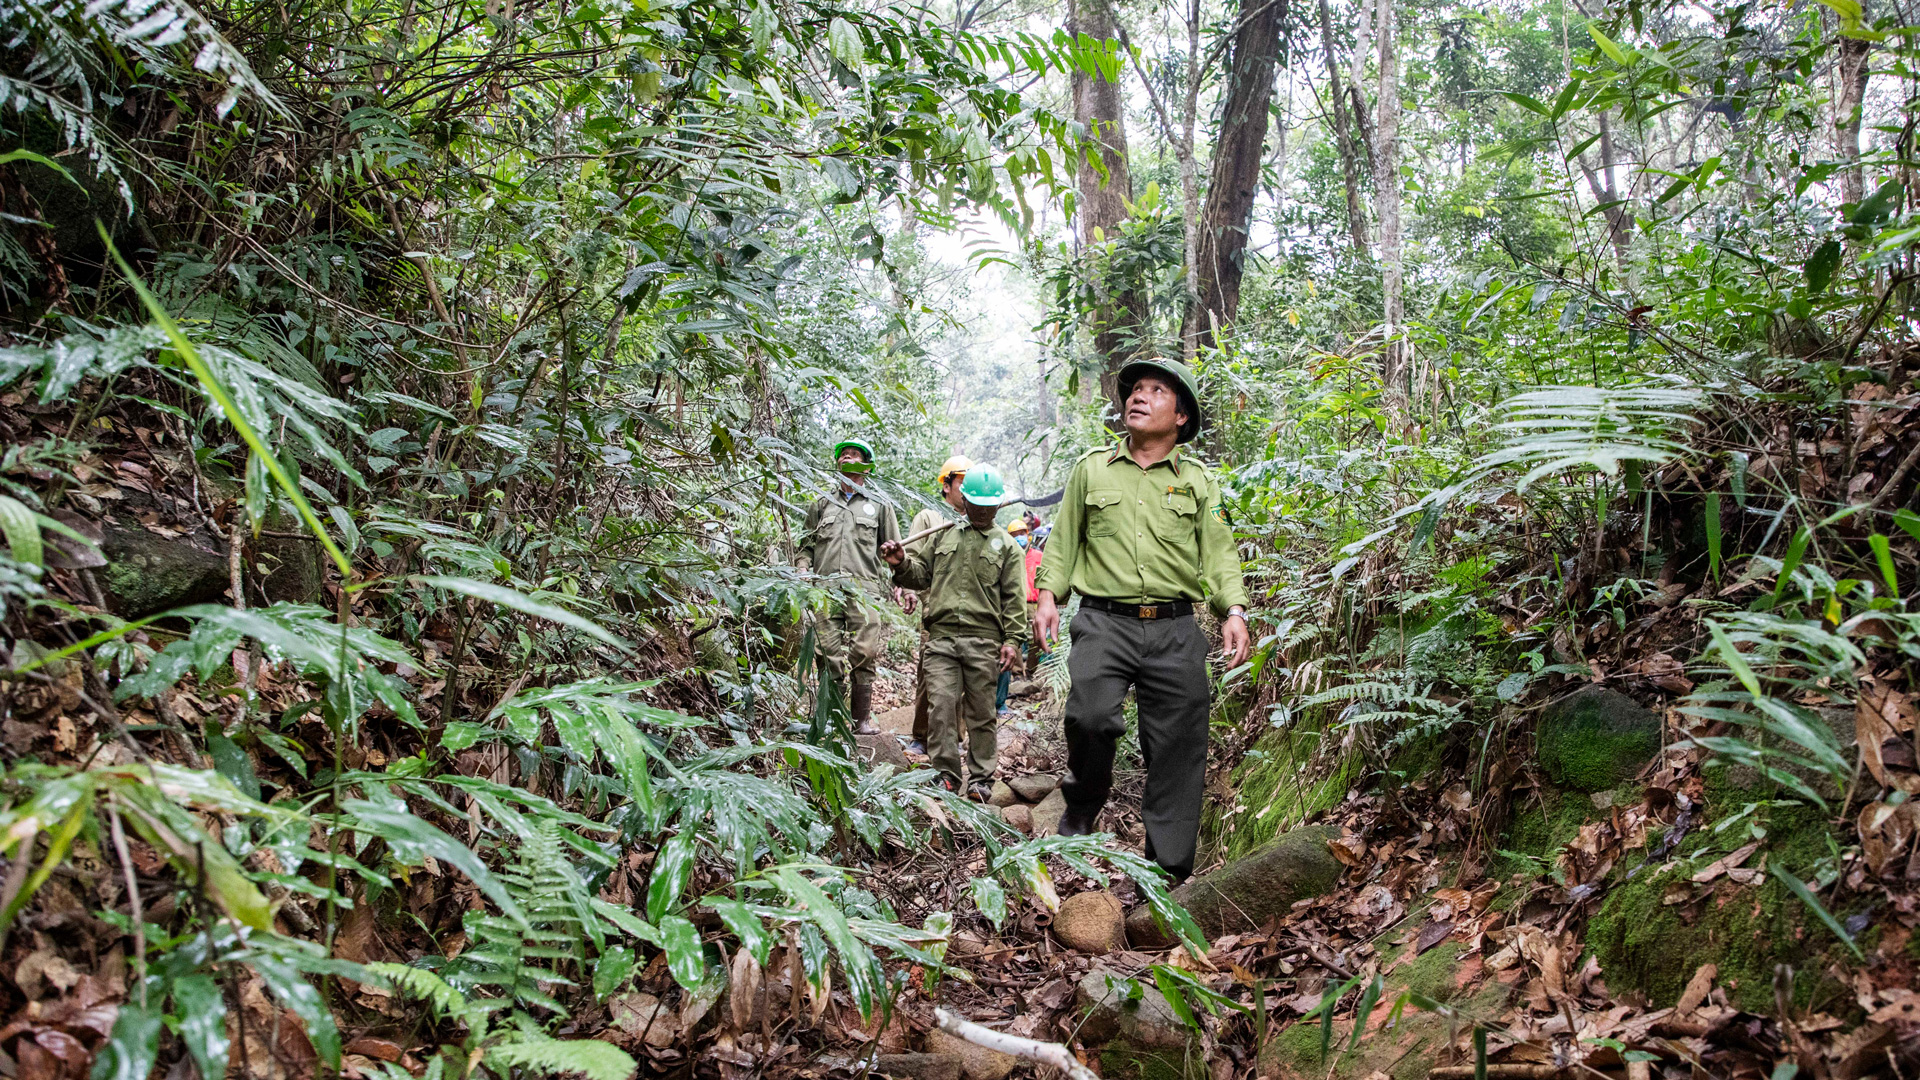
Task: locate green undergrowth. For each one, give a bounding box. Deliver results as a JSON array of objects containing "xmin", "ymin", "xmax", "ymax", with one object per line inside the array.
[
  {"xmin": 1586, "ymin": 783, "xmax": 1858, "ymax": 1012},
  {"xmin": 1490, "ymin": 786, "xmax": 1603, "ymax": 884},
  {"xmin": 1207, "ymin": 726, "xmax": 1359, "ymax": 862},
  {"xmin": 1099, "ymin": 1043, "xmax": 1203, "ymax": 1080},
  {"xmin": 1258, "ymin": 940, "xmax": 1507, "ymax": 1080}
]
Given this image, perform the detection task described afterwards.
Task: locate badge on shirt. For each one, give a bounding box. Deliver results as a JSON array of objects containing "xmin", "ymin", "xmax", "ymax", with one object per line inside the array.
[{"xmin": 863, "ymin": 504, "xmax": 874, "ymax": 516}]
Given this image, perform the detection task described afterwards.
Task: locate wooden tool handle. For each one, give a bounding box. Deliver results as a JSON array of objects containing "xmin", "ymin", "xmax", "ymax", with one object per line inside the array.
[{"xmin": 898, "ymin": 519, "xmax": 958, "ymax": 546}]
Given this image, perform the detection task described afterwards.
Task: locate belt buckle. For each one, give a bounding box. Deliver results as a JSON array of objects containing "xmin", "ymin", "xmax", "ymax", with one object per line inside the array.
[{"xmin": 1138, "ymin": 605, "xmax": 1157, "ymax": 619}]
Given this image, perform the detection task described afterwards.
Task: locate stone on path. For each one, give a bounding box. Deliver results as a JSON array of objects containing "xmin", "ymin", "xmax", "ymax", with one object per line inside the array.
[
  {"xmin": 873, "ymin": 1054, "xmax": 963, "ymax": 1080},
  {"xmin": 1075, "ymin": 966, "xmax": 1190, "ymax": 1049},
  {"xmin": 925, "ymin": 1028, "xmax": 1018, "ymax": 1080},
  {"xmin": 1007, "ymin": 774, "xmax": 1057, "ymax": 802},
  {"xmin": 1537, "ymin": 685, "xmax": 1662, "ymax": 792},
  {"xmin": 987, "ymin": 780, "xmax": 1018, "ymax": 807},
  {"xmin": 1008, "ymin": 679, "xmax": 1038, "ymax": 698},
  {"xmin": 856, "ymin": 732, "xmax": 913, "ymax": 772},
  {"xmin": 1052, "ymin": 890, "xmax": 1126, "ymax": 954},
  {"xmin": 876, "ymin": 704, "xmax": 917, "ymax": 736},
  {"xmin": 99, "ymin": 524, "xmax": 228, "ymax": 617},
  {"xmin": 1126, "ymin": 825, "xmax": 1342, "ymax": 948},
  {"xmin": 1000, "ymin": 803, "xmax": 1032, "ymax": 834},
  {"xmin": 1030, "ymin": 789, "xmax": 1067, "ymax": 835}
]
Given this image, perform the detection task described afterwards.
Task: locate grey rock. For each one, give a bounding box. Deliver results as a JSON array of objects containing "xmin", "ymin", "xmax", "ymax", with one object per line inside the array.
[
  {"xmin": 99, "ymin": 524, "xmax": 228, "ymax": 617},
  {"xmin": 1000, "ymin": 803, "xmax": 1032, "ymax": 834},
  {"xmin": 1075, "ymin": 966, "xmax": 1191, "ymax": 1049},
  {"xmin": 1008, "ymin": 773, "xmax": 1058, "ymax": 802},
  {"xmin": 926, "ymin": 1029, "xmax": 1018, "ymax": 1080},
  {"xmin": 1126, "ymin": 825, "xmax": 1342, "ymax": 947},
  {"xmin": 856, "ymin": 732, "xmax": 914, "ymax": 772},
  {"xmin": 253, "ymin": 533, "xmax": 327, "ymax": 604},
  {"xmin": 1053, "ymin": 890, "xmax": 1126, "ymax": 954},
  {"xmin": 1537, "ymin": 685, "xmax": 1663, "ymax": 792},
  {"xmin": 874, "ymin": 1054, "xmax": 964, "ymax": 1080},
  {"xmin": 1008, "ymin": 679, "xmax": 1039, "ymax": 698},
  {"xmin": 1030, "ymin": 788, "xmax": 1067, "ymax": 835},
  {"xmin": 988, "ymin": 780, "xmax": 1018, "ymax": 807}
]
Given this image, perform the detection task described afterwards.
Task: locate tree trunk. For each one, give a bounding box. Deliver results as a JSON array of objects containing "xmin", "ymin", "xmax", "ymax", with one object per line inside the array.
[
  {"xmin": 1186, "ymin": 0, "xmax": 1288, "ymax": 353},
  {"xmin": 1833, "ymin": 33, "xmax": 1873, "ymax": 206},
  {"xmin": 1373, "ymin": 0, "xmax": 1405, "ymax": 416},
  {"xmin": 1177, "ymin": 0, "xmax": 1203, "ymax": 361},
  {"xmin": 1318, "ymin": 0, "xmax": 1370, "ymax": 255},
  {"xmin": 1068, "ymin": 0, "xmax": 1145, "ymax": 409}
]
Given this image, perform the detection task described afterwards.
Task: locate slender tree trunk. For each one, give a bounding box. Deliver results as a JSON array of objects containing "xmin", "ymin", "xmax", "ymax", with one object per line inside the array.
[
  {"xmin": 1177, "ymin": 0, "xmax": 1204, "ymax": 360},
  {"xmin": 1318, "ymin": 0, "xmax": 1370, "ymax": 255},
  {"xmin": 1068, "ymin": 0, "xmax": 1145, "ymax": 409},
  {"xmin": 1833, "ymin": 33, "xmax": 1873, "ymax": 206},
  {"xmin": 1373, "ymin": 0, "xmax": 1405, "ymax": 417},
  {"xmin": 1186, "ymin": 0, "xmax": 1288, "ymax": 353}
]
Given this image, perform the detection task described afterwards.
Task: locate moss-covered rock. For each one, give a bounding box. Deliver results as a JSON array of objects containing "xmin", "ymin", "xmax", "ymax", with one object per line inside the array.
[
  {"xmin": 1127, "ymin": 825, "xmax": 1343, "ymax": 947},
  {"xmin": 1097, "ymin": 1042, "xmax": 1203, "ymax": 1080},
  {"xmin": 1586, "ymin": 799, "xmax": 1859, "ymax": 1012},
  {"xmin": 1537, "ymin": 686, "xmax": 1661, "ymax": 791},
  {"xmin": 1258, "ymin": 943, "xmax": 1506, "ymax": 1080},
  {"xmin": 99, "ymin": 524, "xmax": 229, "ymax": 617}
]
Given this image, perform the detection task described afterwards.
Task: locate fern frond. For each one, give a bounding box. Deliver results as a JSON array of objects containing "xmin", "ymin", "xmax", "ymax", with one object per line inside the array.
[
  {"xmin": 361, "ymin": 963, "xmax": 467, "ymax": 1019},
  {"xmin": 1479, "ymin": 383, "xmax": 1704, "ymax": 491},
  {"xmin": 485, "ymin": 1033, "xmax": 637, "ymax": 1080}
]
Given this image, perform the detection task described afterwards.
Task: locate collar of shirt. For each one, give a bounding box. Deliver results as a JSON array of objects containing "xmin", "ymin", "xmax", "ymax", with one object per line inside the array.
[{"xmin": 1106, "ymin": 438, "xmax": 1185, "ymax": 475}]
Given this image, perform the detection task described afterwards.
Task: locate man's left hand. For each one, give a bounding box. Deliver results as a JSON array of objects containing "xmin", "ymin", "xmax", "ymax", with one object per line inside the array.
[
  {"xmin": 999, "ymin": 643, "xmax": 1019, "ymax": 672},
  {"xmin": 1221, "ymin": 613, "xmax": 1251, "ymax": 667},
  {"xmin": 892, "ymin": 586, "xmax": 914, "ymax": 612}
]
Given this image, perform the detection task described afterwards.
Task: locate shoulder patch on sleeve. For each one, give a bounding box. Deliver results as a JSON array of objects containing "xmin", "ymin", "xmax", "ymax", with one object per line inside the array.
[{"xmin": 1213, "ymin": 501, "xmax": 1232, "ymax": 525}]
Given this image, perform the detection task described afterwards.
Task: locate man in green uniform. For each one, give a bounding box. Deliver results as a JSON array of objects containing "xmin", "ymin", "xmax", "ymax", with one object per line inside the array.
[
  {"xmin": 882, "ymin": 464, "xmax": 1025, "ymax": 798},
  {"xmin": 1032, "ymin": 359, "xmax": 1250, "ymax": 882},
  {"xmin": 800, "ymin": 438, "xmax": 904, "ymax": 734},
  {"xmin": 903, "ymin": 455, "xmax": 973, "ymax": 755}
]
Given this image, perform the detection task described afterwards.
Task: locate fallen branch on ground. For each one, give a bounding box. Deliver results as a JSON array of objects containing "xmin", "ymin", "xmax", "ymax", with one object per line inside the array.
[{"xmin": 931, "ymin": 1008, "xmax": 1100, "ymax": 1080}]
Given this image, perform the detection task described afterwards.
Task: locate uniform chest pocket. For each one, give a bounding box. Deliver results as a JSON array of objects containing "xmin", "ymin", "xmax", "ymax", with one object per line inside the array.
[
  {"xmin": 1085, "ymin": 490, "xmax": 1124, "ymax": 537},
  {"xmin": 1151, "ymin": 490, "xmax": 1200, "ymax": 547}
]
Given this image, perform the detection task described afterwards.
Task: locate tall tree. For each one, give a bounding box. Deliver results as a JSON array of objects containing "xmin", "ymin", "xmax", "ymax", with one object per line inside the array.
[
  {"xmin": 1185, "ymin": 0, "xmax": 1288, "ymax": 352},
  {"xmin": 1317, "ymin": 0, "xmax": 1370, "ymax": 255},
  {"xmin": 1372, "ymin": 0, "xmax": 1405, "ymax": 415},
  {"xmin": 1069, "ymin": 0, "xmax": 1146, "ymax": 406},
  {"xmin": 1833, "ymin": 33, "xmax": 1873, "ymax": 205}
]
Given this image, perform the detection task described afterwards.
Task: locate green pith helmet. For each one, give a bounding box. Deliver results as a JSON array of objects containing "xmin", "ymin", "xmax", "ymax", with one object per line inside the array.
[
  {"xmin": 1117, "ymin": 357, "xmax": 1203, "ymax": 443},
  {"xmin": 959, "ymin": 463, "xmax": 1007, "ymax": 507},
  {"xmin": 833, "ymin": 438, "xmax": 875, "ymax": 473}
]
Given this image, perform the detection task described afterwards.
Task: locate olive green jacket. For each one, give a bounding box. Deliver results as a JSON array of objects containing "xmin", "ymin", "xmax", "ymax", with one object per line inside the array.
[
  {"xmin": 1035, "ymin": 439, "xmax": 1249, "ymax": 617},
  {"xmin": 891, "ymin": 523, "xmax": 1027, "ymax": 645},
  {"xmin": 801, "ymin": 488, "xmax": 900, "ymax": 584}
]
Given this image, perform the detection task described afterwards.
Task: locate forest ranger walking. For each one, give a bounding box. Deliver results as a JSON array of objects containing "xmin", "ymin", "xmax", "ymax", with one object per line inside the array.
[
  {"xmin": 903, "ymin": 455, "xmax": 973, "ymax": 756},
  {"xmin": 1032, "ymin": 358, "xmax": 1251, "ymax": 883},
  {"xmin": 881, "ymin": 464, "xmax": 1026, "ymax": 798},
  {"xmin": 799, "ymin": 438, "xmax": 907, "ymax": 735}
]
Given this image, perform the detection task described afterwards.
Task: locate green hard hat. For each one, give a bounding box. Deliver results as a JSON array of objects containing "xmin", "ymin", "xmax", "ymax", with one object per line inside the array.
[
  {"xmin": 1117, "ymin": 357, "xmax": 1204, "ymax": 443},
  {"xmin": 832, "ymin": 438, "xmax": 875, "ymax": 472},
  {"xmin": 959, "ymin": 463, "xmax": 1007, "ymax": 507}
]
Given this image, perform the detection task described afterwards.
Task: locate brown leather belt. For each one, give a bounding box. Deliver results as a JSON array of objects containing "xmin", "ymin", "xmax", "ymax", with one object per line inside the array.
[{"xmin": 1080, "ymin": 596, "xmax": 1194, "ymax": 620}]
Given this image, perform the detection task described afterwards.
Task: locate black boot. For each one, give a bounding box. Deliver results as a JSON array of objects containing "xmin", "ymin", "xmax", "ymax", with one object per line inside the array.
[
  {"xmin": 1058, "ymin": 804, "xmax": 1098, "ymax": 837},
  {"xmin": 850, "ymin": 680, "xmax": 878, "ymax": 735}
]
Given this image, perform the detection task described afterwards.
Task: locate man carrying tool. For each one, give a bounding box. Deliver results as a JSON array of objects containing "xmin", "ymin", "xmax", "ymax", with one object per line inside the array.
[
  {"xmin": 903, "ymin": 455, "xmax": 973, "ymax": 755},
  {"xmin": 1032, "ymin": 358, "xmax": 1250, "ymax": 883},
  {"xmin": 881, "ymin": 464, "xmax": 1025, "ymax": 798},
  {"xmin": 800, "ymin": 438, "xmax": 905, "ymax": 735}
]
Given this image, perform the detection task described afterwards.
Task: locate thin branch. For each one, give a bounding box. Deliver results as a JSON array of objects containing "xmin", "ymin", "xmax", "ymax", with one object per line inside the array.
[{"xmin": 931, "ymin": 1008, "xmax": 1101, "ymax": 1080}]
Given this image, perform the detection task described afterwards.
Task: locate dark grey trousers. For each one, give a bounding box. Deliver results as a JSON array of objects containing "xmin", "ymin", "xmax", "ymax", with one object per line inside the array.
[{"xmin": 1059, "ymin": 607, "xmax": 1211, "ymax": 880}]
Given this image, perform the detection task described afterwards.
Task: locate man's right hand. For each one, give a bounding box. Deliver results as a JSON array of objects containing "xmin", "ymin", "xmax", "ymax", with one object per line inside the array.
[
  {"xmin": 1032, "ymin": 590, "xmax": 1060, "ymax": 648},
  {"xmin": 879, "ymin": 540, "xmax": 905, "ymax": 566}
]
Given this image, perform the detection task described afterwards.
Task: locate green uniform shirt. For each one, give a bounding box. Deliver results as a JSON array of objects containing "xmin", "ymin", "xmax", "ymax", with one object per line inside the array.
[
  {"xmin": 891, "ymin": 522, "xmax": 1027, "ymax": 645},
  {"xmin": 907, "ymin": 506, "xmax": 958, "ymax": 603},
  {"xmin": 1036, "ymin": 439, "xmax": 1249, "ymax": 617},
  {"xmin": 802, "ymin": 488, "xmax": 901, "ymax": 584}
]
